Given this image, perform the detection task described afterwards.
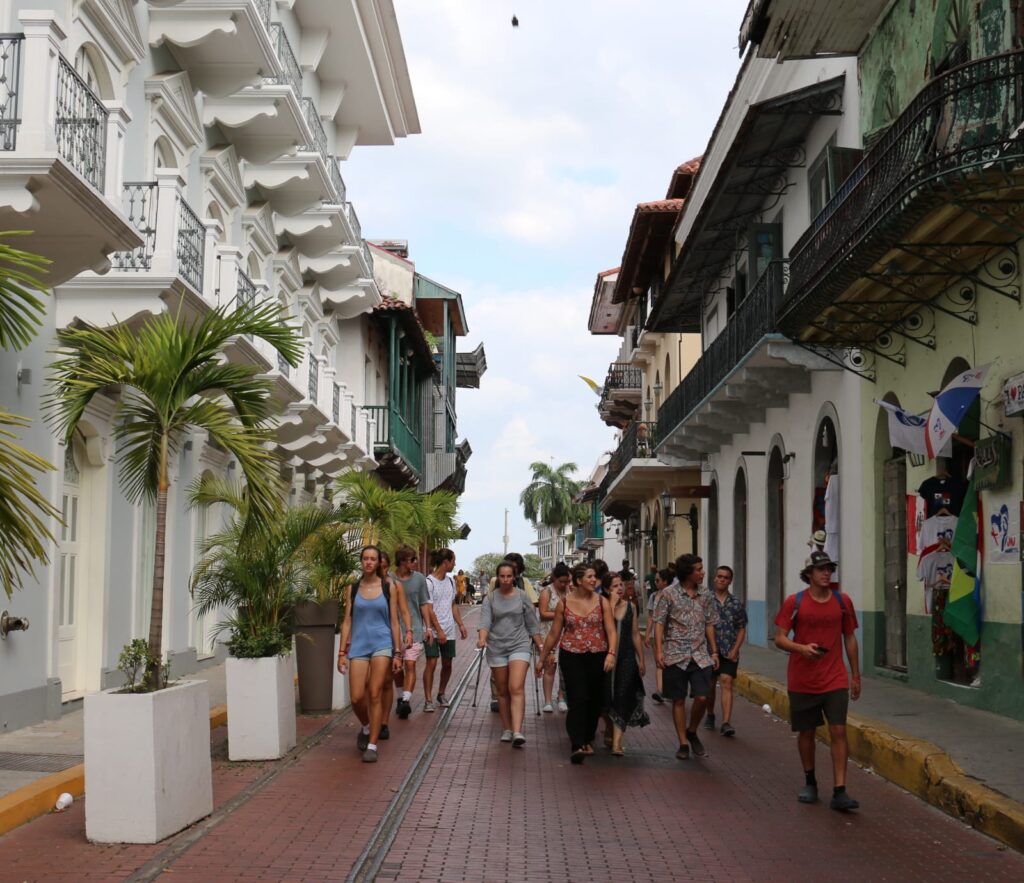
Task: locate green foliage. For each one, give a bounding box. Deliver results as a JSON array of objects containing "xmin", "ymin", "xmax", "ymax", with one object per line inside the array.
[
  {"xmin": 0, "ymin": 236, "xmax": 57, "ymax": 597},
  {"xmin": 519, "ymin": 461, "xmax": 587, "ymax": 530},
  {"xmin": 472, "ymin": 553, "xmax": 508, "ymax": 579},
  {"xmin": 117, "ymin": 639, "xmax": 169, "ymax": 692},
  {"xmin": 522, "ymin": 553, "xmax": 546, "ymax": 580},
  {"xmin": 227, "ymin": 626, "xmax": 293, "ymax": 660}
]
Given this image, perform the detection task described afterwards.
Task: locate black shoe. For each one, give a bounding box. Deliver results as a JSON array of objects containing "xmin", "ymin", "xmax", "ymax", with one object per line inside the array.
[
  {"xmin": 720, "ymin": 721, "xmax": 735, "ymax": 737},
  {"xmin": 357, "ymin": 730, "xmax": 370, "ymax": 752},
  {"xmin": 570, "ymin": 749, "xmax": 586, "ymax": 765},
  {"xmin": 675, "ymin": 744, "xmax": 690, "ymax": 760},
  {"xmin": 651, "ymin": 693, "xmax": 664, "ymax": 704},
  {"xmin": 378, "ymin": 725, "xmax": 390, "ymax": 741},
  {"xmin": 686, "ymin": 730, "xmax": 707, "ymax": 757},
  {"xmin": 704, "ymin": 714, "xmax": 716, "ymax": 731},
  {"xmin": 798, "ymin": 784, "xmax": 819, "ymax": 804},
  {"xmin": 490, "ymin": 700, "xmax": 499, "ymax": 713},
  {"xmin": 830, "ymin": 791, "xmax": 859, "ymax": 812},
  {"xmin": 396, "ymin": 698, "xmax": 412, "ymax": 719}
]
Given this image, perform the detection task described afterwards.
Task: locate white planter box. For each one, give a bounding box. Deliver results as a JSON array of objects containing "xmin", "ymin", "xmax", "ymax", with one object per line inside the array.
[
  {"xmin": 225, "ymin": 653, "xmax": 297, "ymax": 761},
  {"xmin": 332, "ymin": 633, "xmax": 351, "ymax": 711},
  {"xmin": 84, "ymin": 679, "xmax": 213, "ymax": 844}
]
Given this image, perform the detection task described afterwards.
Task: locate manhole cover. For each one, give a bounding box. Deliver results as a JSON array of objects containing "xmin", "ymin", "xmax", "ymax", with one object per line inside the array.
[{"xmin": 0, "ymin": 752, "xmax": 82, "ymax": 772}]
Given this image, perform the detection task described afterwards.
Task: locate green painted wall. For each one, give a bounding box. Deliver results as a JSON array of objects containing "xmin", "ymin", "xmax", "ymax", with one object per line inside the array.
[{"xmin": 859, "ymin": 0, "xmax": 1012, "ymax": 140}]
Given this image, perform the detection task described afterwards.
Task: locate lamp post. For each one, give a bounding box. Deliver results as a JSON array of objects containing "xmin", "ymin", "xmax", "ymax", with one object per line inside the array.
[{"xmin": 660, "ymin": 489, "xmax": 698, "ymax": 554}]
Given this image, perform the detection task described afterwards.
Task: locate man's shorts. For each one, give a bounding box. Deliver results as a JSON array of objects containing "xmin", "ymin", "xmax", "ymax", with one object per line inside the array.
[
  {"xmin": 714, "ymin": 657, "xmax": 739, "ymax": 679},
  {"xmin": 788, "ymin": 688, "xmax": 849, "ymax": 732},
  {"xmin": 425, "ymin": 639, "xmax": 457, "ymax": 660},
  {"xmin": 662, "ymin": 660, "xmax": 713, "ymax": 700},
  {"xmin": 403, "ymin": 642, "xmax": 424, "ymax": 662}
]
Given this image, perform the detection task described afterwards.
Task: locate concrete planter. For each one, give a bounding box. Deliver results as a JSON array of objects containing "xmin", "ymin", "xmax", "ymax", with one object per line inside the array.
[
  {"xmin": 332, "ymin": 633, "xmax": 351, "ymax": 711},
  {"xmin": 225, "ymin": 653, "xmax": 297, "ymax": 761},
  {"xmin": 84, "ymin": 679, "xmax": 213, "ymax": 844}
]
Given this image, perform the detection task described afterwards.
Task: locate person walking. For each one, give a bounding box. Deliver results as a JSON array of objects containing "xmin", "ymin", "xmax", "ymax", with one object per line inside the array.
[
  {"xmin": 652, "ymin": 554, "xmax": 719, "ymax": 760},
  {"xmin": 603, "ymin": 572, "xmax": 648, "ymax": 755},
  {"xmin": 536, "ymin": 563, "xmax": 617, "ymax": 764},
  {"xmin": 478, "ymin": 561, "xmax": 544, "ymax": 746},
  {"xmin": 424, "ymin": 548, "xmax": 468, "ymax": 711},
  {"xmin": 538, "ymin": 563, "xmax": 571, "ymax": 713},
  {"xmin": 455, "ymin": 569, "xmax": 467, "ymax": 605},
  {"xmin": 705, "ymin": 565, "xmax": 747, "ymax": 737},
  {"xmin": 337, "ymin": 546, "xmax": 402, "ymax": 763},
  {"xmin": 487, "ymin": 552, "xmax": 538, "ymax": 711},
  {"xmin": 392, "ymin": 545, "xmax": 435, "ymax": 720},
  {"xmin": 645, "ymin": 568, "xmax": 673, "ymax": 704},
  {"xmin": 774, "ymin": 551, "xmax": 861, "ymax": 812}
]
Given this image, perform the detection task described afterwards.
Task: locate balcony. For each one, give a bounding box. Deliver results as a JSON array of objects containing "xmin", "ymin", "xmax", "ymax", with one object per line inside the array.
[
  {"xmin": 363, "ymin": 404, "xmax": 422, "ymax": 488},
  {"xmin": 298, "ymin": 244, "xmax": 378, "ymax": 317},
  {"xmin": 656, "ymin": 261, "xmax": 835, "ymax": 462},
  {"xmin": 599, "ymin": 420, "xmax": 682, "ymax": 519},
  {"xmin": 147, "ymin": 0, "xmax": 279, "ymax": 98},
  {"xmin": 780, "ymin": 51, "xmax": 1024, "ymax": 357},
  {"xmin": 276, "ymin": 205, "xmax": 360, "ymax": 258},
  {"xmin": 57, "ymin": 172, "xmax": 209, "ymax": 327},
  {"xmin": 598, "ymin": 362, "xmax": 642, "ymax": 426},
  {"xmin": 0, "ymin": 19, "xmax": 141, "ymax": 285}
]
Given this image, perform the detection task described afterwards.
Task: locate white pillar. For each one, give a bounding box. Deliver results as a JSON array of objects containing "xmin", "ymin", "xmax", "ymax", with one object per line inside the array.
[
  {"xmin": 102, "ymin": 101, "xmax": 131, "ymax": 202},
  {"xmin": 16, "ymin": 11, "xmax": 65, "ymax": 154},
  {"xmin": 152, "ymin": 169, "xmax": 185, "ymax": 277}
]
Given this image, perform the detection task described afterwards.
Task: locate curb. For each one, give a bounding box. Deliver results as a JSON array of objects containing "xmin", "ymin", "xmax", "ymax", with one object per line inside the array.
[
  {"xmin": 0, "ymin": 704, "xmax": 229, "ymax": 839},
  {"xmin": 735, "ymin": 670, "xmax": 1024, "ymax": 852}
]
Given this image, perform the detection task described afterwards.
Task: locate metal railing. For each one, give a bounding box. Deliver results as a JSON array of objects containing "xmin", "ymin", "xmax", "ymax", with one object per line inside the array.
[
  {"xmin": 0, "ymin": 36, "xmax": 22, "ymax": 151},
  {"xmin": 332, "ymin": 383, "xmax": 340, "ymax": 425},
  {"xmin": 604, "ymin": 362, "xmax": 642, "ymax": 390},
  {"xmin": 177, "ymin": 198, "xmax": 205, "ymax": 293},
  {"xmin": 658, "ymin": 260, "xmax": 788, "ymax": 438},
  {"xmin": 362, "ymin": 240, "xmax": 373, "ymax": 272},
  {"xmin": 277, "ymin": 351, "xmax": 290, "ymax": 377},
  {"xmin": 307, "ymin": 354, "xmax": 318, "ymax": 403},
  {"xmin": 55, "ymin": 56, "xmax": 107, "ymax": 190},
  {"xmin": 346, "ymin": 202, "xmax": 362, "ymax": 241},
  {"xmin": 235, "ymin": 268, "xmax": 257, "ymax": 311},
  {"xmin": 603, "ymin": 420, "xmax": 658, "ymax": 492},
  {"xmin": 327, "ymin": 157, "xmax": 346, "ymax": 204},
  {"xmin": 362, "ymin": 405, "xmax": 422, "ymax": 470},
  {"xmin": 264, "ymin": 23, "xmax": 302, "ymax": 94},
  {"xmin": 111, "ymin": 182, "xmax": 157, "ymax": 270},
  {"xmin": 254, "ymin": 0, "xmax": 271, "ymax": 28},
  {"xmin": 300, "ymin": 98, "xmax": 329, "ymax": 157},
  {"xmin": 783, "ymin": 50, "xmax": 1024, "ymax": 334}
]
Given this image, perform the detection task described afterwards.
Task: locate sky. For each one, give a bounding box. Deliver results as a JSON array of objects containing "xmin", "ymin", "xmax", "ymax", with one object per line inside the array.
[{"xmin": 345, "ymin": 0, "xmax": 749, "ymax": 571}]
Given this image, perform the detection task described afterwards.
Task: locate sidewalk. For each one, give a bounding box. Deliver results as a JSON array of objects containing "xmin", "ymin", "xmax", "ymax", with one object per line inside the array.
[{"xmin": 0, "ymin": 663, "xmax": 227, "ymax": 800}]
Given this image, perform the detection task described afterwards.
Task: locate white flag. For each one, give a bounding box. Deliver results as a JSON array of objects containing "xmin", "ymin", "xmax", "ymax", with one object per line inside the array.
[{"xmin": 875, "ymin": 400, "xmax": 950, "ymax": 456}]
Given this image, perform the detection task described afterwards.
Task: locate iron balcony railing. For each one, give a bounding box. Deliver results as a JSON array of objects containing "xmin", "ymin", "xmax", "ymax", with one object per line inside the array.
[
  {"xmin": 363, "ymin": 404, "xmax": 422, "ymax": 471},
  {"xmin": 300, "ymin": 97, "xmax": 329, "ymax": 159},
  {"xmin": 332, "ymin": 383, "xmax": 340, "ymax": 425},
  {"xmin": 346, "ymin": 202, "xmax": 362, "ymax": 242},
  {"xmin": 658, "ymin": 260, "xmax": 788, "ymax": 438},
  {"xmin": 362, "ymin": 240, "xmax": 373, "ymax": 272},
  {"xmin": 604, "ymin": 420, "xmax": 659, "ymax": 491},
  {"xmin": 277, "ymin": 351, "xmax": 290, "ymax": 377},
  {"xmin": 264, "ymin": 23, "xmax": 301, "ymax": 94},
  {"xmin": 604, "ymin": 362, "xmax": 642, "ymax": 390},
  {"xmin": 782, "ymin": 50, "xmax": 1024, "ymax": 335},
  {"xmin": 307, "ymin": 354, "xmax": 318, "ymax": 403},
  {"xmin": 328, "ymin": 157, "xmax": 346, "ymax": 204},
  {"xmin": 0, "ymin": 36, "xmax": 22, "ymax": 151},
  {"xmin": 177, "ymin": 197, "xmax": 205, "ymax": 293},
  {"xmin": 254, "ymin": 0, "xmax": 271, "ymax": 28},
  {"xmin": 111, "ymin": 182, "xmax": 157, "ymax": 270},
  {"xmin": 55, "ymin": 55, "xmax": 107, "ymax": 190},
  {"xmin": 235, "ymin": 269, "xmax": 257, "ymax": 339}
]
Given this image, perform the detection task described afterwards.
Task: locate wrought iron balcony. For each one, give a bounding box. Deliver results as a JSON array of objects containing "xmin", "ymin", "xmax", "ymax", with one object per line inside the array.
[
  {"xmin": 781, "ymin": 50, "xmax": 1024, "ymax": 343},
  {"xmin": 604, "ymin": 362, "xmax": 642, "ymax": 390},
  {"xmin": 300, "ymin": 97, "xmax": 329, "ymax": 158},
  {"xmin": 363, "ymin": 404, "xmax": 422, "ymax": 473},
  {"xmin": 307, "ymin": 354, "xmax": 319, "ymax": 403},
  {"xmin": 327, "ymin": 158, "xmax": 346, "ymax": 204},
  {"xmin": 177, "ymin": 198, "xmax": 205, "ymax": 293},
  {"xmin": 55, "ymin": 56, "xmax": 107, "ymax": 191},
  {"xmin": 604, "ymin": 420, "xmax": 658, "ymax": 489},
  {"xmin": 346, "ymin": 202, "xmax": 362, "ymax": 242},
  {"xmin": 277, "ymin": 351, "xmax": 290, "ymax": 378},
  {"xmin": 0, "ymin": 36, "xmax": 22, "ymax": 151},
  {"xmin": 332, "ymin": 383, "xmax": 341, "ymax": 425},
  {"xmin": 264, "ymin": 23, "xmax": 301, "ymax": 94},
  {"xmin": 658, "ymin": 260, "xmax": 788, "ymax": 437},
  {"xmin": 111, "ymin": 182, "xmax": 157, "ymax": 271},
  {"xmin": 254, "ymin": 0, "xmax": 271, "ymax": 27}
]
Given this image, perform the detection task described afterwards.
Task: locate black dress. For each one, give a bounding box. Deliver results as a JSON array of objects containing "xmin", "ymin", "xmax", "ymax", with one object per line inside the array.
[{"xmin": 605, "ymin": 603, "xmax": 650, "ymax": 730}]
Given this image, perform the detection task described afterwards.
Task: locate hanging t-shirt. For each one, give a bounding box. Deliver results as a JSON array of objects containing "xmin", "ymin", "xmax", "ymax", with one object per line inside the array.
[
  {"xmin": 918, "ymin": 476, "xmax": 968, "ymax": 518},
  {"xmin": 917, "ymin": 549, "xmax": 953, "ymax": 587},
  {"xmin": 918, "ymin": 514, "xmax": 958, "ymax": 557}
]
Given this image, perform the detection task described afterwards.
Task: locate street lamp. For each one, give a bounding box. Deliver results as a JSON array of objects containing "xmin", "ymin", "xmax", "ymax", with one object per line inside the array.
[{"xmin": 660, "ymin": 489, "xmax": 698, "ymax": 554}]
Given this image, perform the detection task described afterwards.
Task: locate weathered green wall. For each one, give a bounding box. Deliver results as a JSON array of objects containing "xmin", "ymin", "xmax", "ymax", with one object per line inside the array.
[{"xmin": 859, "ymin": 0, "xmax": 1012, "ymax": 139}]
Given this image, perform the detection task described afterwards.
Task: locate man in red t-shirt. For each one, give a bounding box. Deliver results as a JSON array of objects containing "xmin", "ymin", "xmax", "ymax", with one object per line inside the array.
[{"xmin": 773, "ymin": 551, "xmax": 861, "ymax": 812}]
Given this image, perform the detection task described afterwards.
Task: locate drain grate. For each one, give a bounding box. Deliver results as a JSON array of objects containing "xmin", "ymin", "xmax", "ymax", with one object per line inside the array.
[{"xmin": 0, "ymin": 752, "xmax": 83, "ymax": 772}]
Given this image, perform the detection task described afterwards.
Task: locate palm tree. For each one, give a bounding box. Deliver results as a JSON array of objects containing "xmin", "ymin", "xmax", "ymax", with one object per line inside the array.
[
  {"xmin": 0, "ymin": 235, "xmax": 60, "ymax": 597},
  {"xmin": 47, "ymin": 303, "xmax": 303, "ymax": 685},
  {"xmin": 333, "ymin": 470, "xmax": 419, "ymax": 549},
  {"xmin": 408, "ymin": 489, "xmax": 462, "ymax": 552},
  {"xmin": 519, "ymin": 461, "xmax": 585, "ymax": 566}
]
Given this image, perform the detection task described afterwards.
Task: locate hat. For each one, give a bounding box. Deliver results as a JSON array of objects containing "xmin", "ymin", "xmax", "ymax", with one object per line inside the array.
[{"xmin": 799, "ymin": 550, "xmax": 837, "ymax": 583}]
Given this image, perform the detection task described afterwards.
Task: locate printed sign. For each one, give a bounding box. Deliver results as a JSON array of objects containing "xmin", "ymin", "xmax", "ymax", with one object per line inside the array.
[
  {"xmin": 975, "ymin": 434, "xmax": 1011, "ymax": 490},
  {"xmin": 987, "ymin": 495, "xmax": 1021, "ymax": 564},
  {"xmin": 1003, "ymin": 372, "xmax": 1024, "ymax": 416}
]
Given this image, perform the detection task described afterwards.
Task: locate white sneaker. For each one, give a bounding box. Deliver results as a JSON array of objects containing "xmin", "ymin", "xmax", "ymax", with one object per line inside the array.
[
  {"xmin": 512, "ymin": 732, "xmax": 526, "ymax": 747},
  {"xmin": 557, "ymin": 700, "xmax": 568, "ymax": 713},
  {"xmin": 500, "ymin": 729, "xmax": 513, "ymax": 742},
  {"xmin": 423, "ymin": 700, "xmax": 435, "ymax": 713},
  {"xmin": 542, "ymin": 703, "xmax": 554, "ymax": 714}
]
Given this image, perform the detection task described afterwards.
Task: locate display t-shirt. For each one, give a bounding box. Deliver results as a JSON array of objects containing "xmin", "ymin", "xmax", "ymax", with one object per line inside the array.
[
  {"xmin": 918, "ymin": 476, "xmax": 968, "ymax": 518},
  {"xmin": 396, "ymin": 571, "xmax": 431, "ymax": 644},
  {"xmin": 918, "ymin": 514, "xmax": 958, "ymax": 557},
  {"xmin": 426, "ymin": 573, "xmax": 457, "ymax": 636},
  {"xmin": 774, "ymin": 590, "xmax": 858, "ymax": 694},
  {"xmin": 917, "ymin": 549, "xmax": 953, "ymax": 588}
]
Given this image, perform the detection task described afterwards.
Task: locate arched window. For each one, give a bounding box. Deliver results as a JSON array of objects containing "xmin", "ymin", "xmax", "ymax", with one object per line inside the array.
[
  {"xmin": 152, "ymin": 135, "xmax": 178, "ymax": 173},
  {"xmin": 73, "ymin": 44, "xmax": 112, "ymax": 100}
]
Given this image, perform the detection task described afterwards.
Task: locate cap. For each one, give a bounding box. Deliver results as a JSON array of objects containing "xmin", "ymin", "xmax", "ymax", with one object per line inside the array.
[{"xmin": 799, "ymin": 550, "xmax": 837, "ymax": 583}]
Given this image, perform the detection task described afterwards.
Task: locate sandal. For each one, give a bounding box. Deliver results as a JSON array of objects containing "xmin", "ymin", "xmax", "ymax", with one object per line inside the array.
[
  {"xmin": 582, "ymin": 744, "xmax": 594, "ymax": 755},
  {"xmin": 611, "ymin": 746, "xmax": 625, "ymax": 757}
]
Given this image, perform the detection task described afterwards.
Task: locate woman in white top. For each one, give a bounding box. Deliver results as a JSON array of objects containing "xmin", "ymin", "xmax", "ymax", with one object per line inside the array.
[{"xmin": 538, "ymin": 562, "xmax": 571, "ymax": 713}]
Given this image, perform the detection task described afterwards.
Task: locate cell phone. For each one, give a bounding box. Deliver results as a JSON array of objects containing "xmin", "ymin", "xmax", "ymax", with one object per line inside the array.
[{"xmin": 815, "ymin": 645, "xmax": 828, "ymax": 654}]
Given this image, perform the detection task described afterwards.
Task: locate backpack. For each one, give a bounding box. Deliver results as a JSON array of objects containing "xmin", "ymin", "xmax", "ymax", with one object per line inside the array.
[{"xmin": 791, "ymin": 588, "xmax": 847, "ymax": 625}]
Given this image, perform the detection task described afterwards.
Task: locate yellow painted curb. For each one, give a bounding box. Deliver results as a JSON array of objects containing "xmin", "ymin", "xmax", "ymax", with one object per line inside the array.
[
  {"xmin": 736, "ymin": 670, "xmax": 1024, "ymax": 852},
  {"xmin": 0, "ymin": 704, "xmax": 229, "ymax": 839}
]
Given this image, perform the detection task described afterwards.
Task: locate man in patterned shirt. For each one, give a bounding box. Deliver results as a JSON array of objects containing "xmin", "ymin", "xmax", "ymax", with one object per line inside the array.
[
  {"xmin": 705, "ymin": 565, "xmax": 747, "ymax": 737},
  {"xmin": 653, "ymin": 554, "xmax": 719, "ymax": 759}
]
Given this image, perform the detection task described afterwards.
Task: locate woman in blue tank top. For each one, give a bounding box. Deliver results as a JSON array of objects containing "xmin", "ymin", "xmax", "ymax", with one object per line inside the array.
[{"xmin": 338, "ymin": 546, "xmax": 402, "ymax": 763}]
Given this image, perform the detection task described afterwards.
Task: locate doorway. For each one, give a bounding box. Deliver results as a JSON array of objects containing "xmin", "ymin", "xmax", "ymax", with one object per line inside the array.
[
  {"xmin": 882, "ymin": 455, "xmax": 908, "ymax": 669},
  {"xmin": 733, "ymin": 469, "xmax": 747, "ymax": 604},
  {"xmin": 766, "ymin": 447, "xmax": 785, "ymax": 635},
  {"xmin": 57, "ymin": 443, "xmax": 83, "ymax": 697}
]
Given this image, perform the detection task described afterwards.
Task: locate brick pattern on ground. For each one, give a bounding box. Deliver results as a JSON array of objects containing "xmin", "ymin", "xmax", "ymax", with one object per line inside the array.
[{"xmin": 0, "ymin": 609, "xmax": 1021, "ymax": 882}]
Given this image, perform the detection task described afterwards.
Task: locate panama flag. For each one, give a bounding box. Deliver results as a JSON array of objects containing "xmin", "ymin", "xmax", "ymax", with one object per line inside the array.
[
  {"xmin": 925, "ymin": 364, "xmax": 991, "ymax": 458},
  {"xmin": 874, "ymin": 400, "xmax": 947, "ymax": 456}
]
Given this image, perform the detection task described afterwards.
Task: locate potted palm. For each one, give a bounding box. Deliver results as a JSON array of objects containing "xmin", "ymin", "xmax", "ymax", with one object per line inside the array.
[{"xmin": 46, "ymin": 304, "xmax": 300, "ymax": 844}]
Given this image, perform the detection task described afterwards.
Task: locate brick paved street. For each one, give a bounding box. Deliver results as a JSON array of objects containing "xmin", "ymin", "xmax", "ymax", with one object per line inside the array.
[{"xmin": 1, "ymin": 615, "xmax": 1022, "ymax": 882}]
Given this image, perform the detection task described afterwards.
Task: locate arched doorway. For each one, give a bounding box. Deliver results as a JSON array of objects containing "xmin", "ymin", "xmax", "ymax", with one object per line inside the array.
[
  {"xmin": 876, "ymin": 393, "xmax": 907, "ymax": 670},
  {"xmin": 813, "ymin": 414, "xmax": 840, "ymax": 576},
  {"xmin": 707, "ymin": 476, "xmax": 719, "ymax": 582},
  {"xmin": 766, "ymin": 446, "xmax": 785, "ymax": 632},
  {"xmin": 733, "ymin": 468, "xmax": 747, "ymax": 605}
]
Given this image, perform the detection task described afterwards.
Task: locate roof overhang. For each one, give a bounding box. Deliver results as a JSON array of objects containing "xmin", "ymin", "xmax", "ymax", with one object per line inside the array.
[
  {"xmin": 456, "ymin": 343, "xmax": 487, "ymax": 388},
  {"xmin": 587, "ymin": 268, "xmax": 620, "ymax": 334},
  {"xmin": 739, "ymin": 0, "xmax": 892, "ymax": 60},
  {"xmin": 651, "ymin": 75, "xmax": 845, "ymax": 333},
  {"xmin": 612, "ymin": 200, "xmax": 685, "ymax": 304},
  {"xmin": 414, "ymin": 274, "xmax": 468, "ymax": 336},
  {"xmin": 372, "ymin": 298, "xmax": 437, "ymax": 372}
]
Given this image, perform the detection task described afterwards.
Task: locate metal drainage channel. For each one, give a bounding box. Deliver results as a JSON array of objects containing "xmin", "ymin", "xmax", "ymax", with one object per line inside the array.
[{"xmin": 346, "ymin": 647, "xmax": 484, "ymax": 883}]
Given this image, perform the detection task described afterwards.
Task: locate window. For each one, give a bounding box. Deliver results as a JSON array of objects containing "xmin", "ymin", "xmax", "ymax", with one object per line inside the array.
[{"xmin": 808, "ymin": 141, "xmax": 864, "ymax": 219}]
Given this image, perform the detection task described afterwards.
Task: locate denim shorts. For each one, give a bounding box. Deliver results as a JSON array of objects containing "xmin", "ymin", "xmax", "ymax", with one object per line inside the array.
[
  {"xmin": 487, "ymin": 650, "xmax": 533, "ymax": 667},
  {"xmin": 350, "ymin": 647, "xmax": 393, "ymax": 662}
]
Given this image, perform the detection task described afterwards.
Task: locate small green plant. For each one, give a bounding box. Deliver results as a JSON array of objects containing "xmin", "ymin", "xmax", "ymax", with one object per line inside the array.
[
  {"xmin": 227, "ymin": 624, "xmax": 293, "ymax": 660},
  {"xmin": 117, "ymin": 639, "xmax": 169, "ymax": 692}
]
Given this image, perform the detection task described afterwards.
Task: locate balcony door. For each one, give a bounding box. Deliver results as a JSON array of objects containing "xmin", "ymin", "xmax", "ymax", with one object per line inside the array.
[
  {"xmin": 57, "ymin": 444, "xmax": 83, "ymax": 697},
  {"xmin": 747, "ymin": 223, "xmax": 782, "ymax": 286}
]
